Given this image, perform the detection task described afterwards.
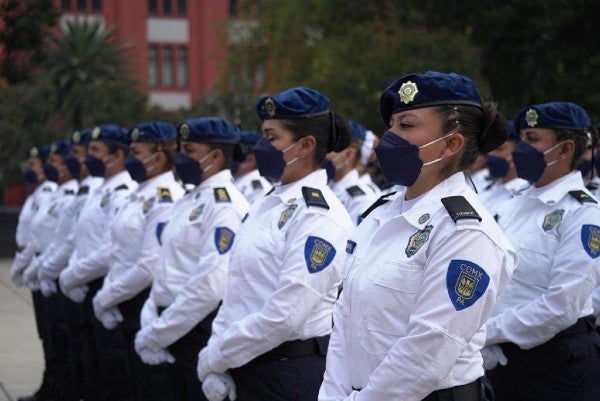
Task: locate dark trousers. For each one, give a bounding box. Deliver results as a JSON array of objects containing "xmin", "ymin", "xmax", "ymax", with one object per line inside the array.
[
  {"xmin": 422, "ymin": 378, "xmax": 493, "ymax": 401},
  {"xmin": 163, "ymin": 307, "xmax": 219, "ymax": 401},
  {"xmin": 487, "ymin": 324, "xmax": 600, "ymax": 401},
  {"xmin": 30, "ymin": 290, "xmax": 54, "ymax": 399},
  {"xmin": 120, "ymin": 288, "xmax": 174, "ymax": 401},
  {"xmin": 64, "ymin": 294, "xmax": 84, "ymax": 401}
]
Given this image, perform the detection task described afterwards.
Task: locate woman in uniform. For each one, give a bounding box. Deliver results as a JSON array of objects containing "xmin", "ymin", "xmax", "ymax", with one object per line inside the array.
[
  {"xmin": 196, "ymin": 87, "xmax": 354, "ymax": 401},
  {"xmin": 483, "ymin": 101, "xmax": 600, "ymax": 401},
  {"xmin": 318, "ymin": 71, "xmax": 516, "ymax": 401}
]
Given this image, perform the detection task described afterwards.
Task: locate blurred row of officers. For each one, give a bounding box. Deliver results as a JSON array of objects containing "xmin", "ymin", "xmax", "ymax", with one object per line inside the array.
[{"xmin": 10, "ymin": 73, "xmax": 600, "ymax": 401}]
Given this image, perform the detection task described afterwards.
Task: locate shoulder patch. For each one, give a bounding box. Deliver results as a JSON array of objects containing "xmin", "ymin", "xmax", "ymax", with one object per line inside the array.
[
  {"xmin": 301, "ymin": 187, "xmax": 329, "ymax": 209},
  {"xmin": 581, "ymin": 224, "xmax": 600, "ymax": 259},
  {"xmin": 569, "ymin": 190, "xmax": 597, "ymax": 204},
  {"xmin": 214, "ymin": 187, "xmax": 231, "ymax": 203},
  {"xmin": 158, "ymin": 187, "xmax": 173, "ymax": 203},
  {"xmin": 542, "ymin": 209, "xmax": 564, "ymax": 231},
  {"xmin": 215, "ymin": 227, "xmax": 235, "ymax": 254},
  {"xmin": 441, "ymin": 196, "xmax": 482, "ymax": 223},
  {"xmin": 360, "ymin": 192, "xmax": 397, "ymax": 220},
  {"xmin": 77, "ymin": 186, "xmax": 89, "ymax": 196},
  {"xmin": 143, "ymin": 197, "xmax": 156, "ymax": 213},
  {"xmin": 278, "ymin": 204, "xmax": 298, "ymax": 229},
  {"xmin": 43, "ymin": 186, "xmax": 52, "ymax": 192},
  {"xmin": 586, "ymin": 182, "xmax": 599, "ymax": 191},
  {"xmin": 64, "ymin": 189, "xmax": 75, "ymax": 195},
  {"xmin": 155, "ymin": 221, "xmax": 167, "ymax": 245},
  {"xmin": 405, "ymin": 225, "xmax": 433, "ymax": 257},
  {"xmin": 251, "ymin": 179, "xmax": 263, "ymax": 190},
  {"xmin": 346, "ymin": 185, "xmax": 366, "ymax": 197},
  {"xmin": 446, "ymin": 259, "xmax": 489, "ymax": 311},
  {"xmin": 115, "ymin": 184, "xmax": 128, "ymax": 191},
  {"xmin": 304, "ymin": 236, "xmax": 336, "ymax": 273}
]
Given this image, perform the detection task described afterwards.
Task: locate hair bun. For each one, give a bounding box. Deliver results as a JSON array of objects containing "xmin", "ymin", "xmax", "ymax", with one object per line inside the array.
[
  {"xmin": 328, "ymin": 113, "xmax": 351, "ymax": 152},
  {"xmin": 478, "ymin": 102, "xmax": 508, "ymax": 153}
]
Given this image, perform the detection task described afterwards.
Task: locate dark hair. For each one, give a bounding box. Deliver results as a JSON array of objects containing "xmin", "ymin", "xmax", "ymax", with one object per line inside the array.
[
  {"xmin": 151, "ymin": 141, "xmax": 177, "ymax": 170},
  {"xmin": 554, "ymin": 129, "xmax": 589, "ymax": 169},
  {"xmin": 106, "ymin": 141, "xmax": 129, "ymax": 157},
  {"xmin": 436, "ymin": 102, "xmax": 507, "ymax": 176},
  {"xmin": 208, "ymin": 143, "xmax": 235, "ymax": 169},
  {"xmin": 280, "ymin": 112, "xmax": 351, "ymax": 165}
]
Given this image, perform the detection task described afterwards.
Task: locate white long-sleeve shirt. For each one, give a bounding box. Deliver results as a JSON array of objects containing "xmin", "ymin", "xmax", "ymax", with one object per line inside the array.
[
  {"xmin": 329, "ymin": 168, "xmax": 378, "ymax": 225},
  {"xmin": 233, "ymin": 168, "xmax": 272, "ymax": 204}
]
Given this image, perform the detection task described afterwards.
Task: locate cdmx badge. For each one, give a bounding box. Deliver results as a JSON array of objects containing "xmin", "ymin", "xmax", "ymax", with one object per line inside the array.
[
  {"xmin": 278, "ymin": 204, "xmax": 297, "ymax": 229},
  {"xmin": 189, "ymin": 204, "xmax": 204, "ymax": 221},
  {"xmin": 542, "ymin": 209, "xmax": 564, "ymax": 231},
  {"xmin": 398, "ymin": 81, "xmax": 419, "ymax": 104},
  {"xmin": 446, "ymin": 259, "xmax": 489, "ymax": 311},
  {"xmin": 304, "ymin": 236, "xmax": 336, "ymax": 274},
  {"xmin": 405, "ymin": 225, "xmax": 433, "ymax": 257},
  {"xmin": 215, "ymin": 226, "xmax": 235, "ymax": 254},
  {"xmin": 581, "ymin": 224, "xmax": 600, "ymax": 259},
  {"xmin": 100, "ymin": 192, "xmax": 111, "ymax": 208},
  {"xmin": 143, "ymin": 197, "xmax": 156, "ymax": 214}
]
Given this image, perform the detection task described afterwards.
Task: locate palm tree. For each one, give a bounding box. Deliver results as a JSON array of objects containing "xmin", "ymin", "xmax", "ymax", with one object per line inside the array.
[{"xmin": 45, "ymin": 19, "xmax": 130, "ymax": 129}]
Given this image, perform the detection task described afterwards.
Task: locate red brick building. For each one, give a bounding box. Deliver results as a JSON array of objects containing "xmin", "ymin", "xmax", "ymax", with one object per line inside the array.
[{"xmin": 56, "ymin": 0, "xmax": 239, "ymax": 110}]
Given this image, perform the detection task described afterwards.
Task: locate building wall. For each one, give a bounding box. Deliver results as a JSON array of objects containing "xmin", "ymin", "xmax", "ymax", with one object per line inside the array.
[{"xmin": 55, "ymin": 0, "xmax": 231, "ymax": 111}]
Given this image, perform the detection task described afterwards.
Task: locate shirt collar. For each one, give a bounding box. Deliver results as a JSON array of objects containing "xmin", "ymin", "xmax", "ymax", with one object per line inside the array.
[
  {"xmin": 528, "ymin": 171, "xmax": 586, "ymax": 205},
  {"xmin": 270, "ymin": 169, "xmax": 328, "ymax": 205},
  {"xmin": 332, "ymin": 168, "xmax": 360, "ymax": 189},
  {"xmin": 103, "ymin": 170, "xmax": 132, "ymax": 190},
  {"xmin": 193, "ymin": 169, "xmax": 233, "ymax": 193}
]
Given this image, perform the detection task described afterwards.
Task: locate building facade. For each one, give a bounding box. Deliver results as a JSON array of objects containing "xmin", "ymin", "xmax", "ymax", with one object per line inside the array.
[{"xmin": 56, "ymin": 0, "xmax": 236, "ymax": 110}]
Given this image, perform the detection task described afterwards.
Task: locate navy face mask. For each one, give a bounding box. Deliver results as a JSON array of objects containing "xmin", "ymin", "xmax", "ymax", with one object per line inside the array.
[
  {"xmin": 486, "ymin": 155, "xmax": 510, "ymax": 179},
  {"xmin": 253, "ymin": 138, "xmax": 300, "ymax": 181},
  {"xmin": 374, "ymin": 131, "xmax": 450, "ymax": 187},
  {"xmin": 511, "ymin": 141, "xmax": 563, "ymax": 183},
  {"xmin": 64, "ymin": 155, "xmax": 81, "ymax": 179},
  {"xmin": 125, "ymin": 153, "xmax": 158, "ymax": 183},
  {"xmin": 576, "ymin": 159, "xmax": 593, "ymax": 178},
  {"xmin": 23, "ymin": 168, "xmax": 38, "ymax": 184},
  {"xmin": 174, "ymin": 151, "xmax": 214, "ymax": 186},
  {"xmin": 85, "ymin": 154, "xmax": 106, "ymax": 177},
  {"xmin": 43, "ymin": 163, "xmax": 60, "ymax": 183}
]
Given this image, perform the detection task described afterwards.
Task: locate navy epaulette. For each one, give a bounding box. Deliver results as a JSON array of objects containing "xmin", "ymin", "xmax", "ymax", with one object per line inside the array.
[
  {"xmin": 586, "ymin": 182, "xmax": 598, "ymax": 191},
  {"xmin": 301, "ymin": 186, "xmax": 329, "ymax": 209},
  {"xmin": 346, "ymin": 185, "xmax": 366, "ymax": 197},
  {"xmin": 360, "ymin": 192, "xmax": 397, "ymax": 220},
  {"xmin": 64, "ymin": 189, "xmax": 75, "ymax": 195},
  {"xmin": 251, "ymin": 179, "xmax": 263, "ymax": 190},
  {"xmin": 158, "ymin": 187, "xmax": 173, "ymax": 203},
  {"xmin": 266, "ymin": 187, "xmax": 276, "ymax": 196},
  {"xmin": 214, "ymin": 187, "xmax": 232, "ymax": 203},
  {"xmin": 77, "ymin": 186, "xmax": 89, "ymax": 196},
  {"xmin": 115, "ymin": 184, "xmax": 128, "ymax": 191},
  {"xmin": 569, "ymin": 190, "xmax": 597, "ymax": 204},
  {"xmin": 441, "ymin": 196, "xmax": 482, "ymax": 223}
]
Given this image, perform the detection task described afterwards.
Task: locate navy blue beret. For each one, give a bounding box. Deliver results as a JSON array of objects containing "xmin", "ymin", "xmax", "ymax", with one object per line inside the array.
[
  {"xmin": 91, "ymin": 124, "xmax": 130, "ymax": 147},
  {"xmin": 380, "ymin": 71, "xmax": 483, "ymax": 127},
  {"xmin": 347, "ymin": 120, "xmax": 367, "ymax": 141},
  {"xmin": 49, "ymin": 140, "xmax": 71, "ymax": 156},
  {"xmin": 515, "ymin": 102, "xmax": 591, "ymax": 131},
  {"xmin": 240, "ymin": 130, "xmax": 262, "ymax": 145},
  {"xmin": 129, "ymin": 121, "xmax": 177, "ymax": 143},
  {"xmin": 27, "ymin": 144, "xmax": 50, "ymax": 160},
  {"xmin": 70, "ymin": 129, "xmax": 92, "ymax": 145},
  {"xmin": 507, "ymin": 120, "xmax": 519, "ymax": 140},
  {"xmin": 256, "ymin": 87, "xmax": 330, "ymax": 120},
  {"xmin": 177, "ymin": 117, "xmax": 240, "ymax": 144}
]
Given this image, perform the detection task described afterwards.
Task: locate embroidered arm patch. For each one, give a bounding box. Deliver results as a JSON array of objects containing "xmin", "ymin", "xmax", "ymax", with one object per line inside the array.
[
  {"xmin": 581, "ymin": 224, "xmax": 600, "ymax": 259},
  {"xmin": 215, "ymin": 227, "xmax": 235, "ymax": 254},
  {"xmin": 304, "ymin": 236, "xmax": 336, "ymax": 273},
  {"xmin": 446, "ymin": 259, "xmax": 489, "ymax": 311}
]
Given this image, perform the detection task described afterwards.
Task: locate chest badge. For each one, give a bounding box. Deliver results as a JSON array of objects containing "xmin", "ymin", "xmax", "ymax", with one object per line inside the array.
[
  {"xmin": 143, "ymin": 197, "xmax": 156, "ymax": 214},
  {"xmin": 542, "ymin": 209, "xmax": 564, "ymax": 231},
  {"xmin": 278, "ymin": 204, "xmax": 298, "ymax": 229},
  {"xmin": 405, "ymin": 225, "xmax": 433, "ymax": 257},
  {"xmin": 189, "ymin": 204, "xmax": 205, "ymax": 221},
  {"xmin": 100, "ymin": 192, "xmax": 111, "ymax": 208}
]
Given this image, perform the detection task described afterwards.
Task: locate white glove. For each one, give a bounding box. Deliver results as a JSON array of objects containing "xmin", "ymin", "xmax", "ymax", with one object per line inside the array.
[
  {"xmin": 67, "ymin": 285, "xmax": 88, "ymax": 303},
  {"xmin": 10, "ymin": 258, "xmax": 27, "ymax": 286},
  {"xmin": 92, "ymin": 291, "xmax": 109, "ymax": 321},
  {"xmin": 202, "ymin": 372, "xmax": 237, "ymax": 401},
  {"xmin": 99, "ymin": 307, "xmax": 123, "ymax": 330},
  {"xmin": 23, "ymin": 259, "xmax": 41, "ymax": 290},
  {"xmin": 137, "ymin": 347, "xmax": 175, "ymax": 365},
  {"xmin": 39, "ymin": 279, "xmax": 58, "ymax": 297},
  {"xmin": 481, "ymin": 344, "xmax": 508, "ymax": 371},
  {"xmin": 197, "ymin": 346, "xmax": 212, "ymax": 381},
  {"xmin": 140, "ymin": 298, "xmax": 159, "ymax": 328},
  {"xmin": 59, "ymin": 268, "xmax": 76, "ymax": 294}
]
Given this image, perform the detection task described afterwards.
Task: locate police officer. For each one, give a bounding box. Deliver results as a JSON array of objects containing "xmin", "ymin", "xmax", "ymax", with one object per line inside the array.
[
  {"xmin": 196, "ymin": 87, "xmax": 354, "ymax": 401},
  {"xmin": 357, "ymin": 129, "xmax": 382, "ymax": 196},
  {"xmin": 325, "ymin": 118, "xmax": 378, "ymax": 224},
  {"xmin": 483, "ymin": 102, "xmax": 600, "ymax": 401},
  {"xmin": 59, "ymin": 124, "xmax": 137, "ymax": 401},
  {"xmin": 318, "ymin": 71, "xmax": 516, "ymax": 401},
  {"xmin": 477, "ymin": 120, "xmax": 529, "ymax": 216},
  {"xmin": 232, "ymin": 130, "xmax": 273, "ymax": 203},
  {"xmin": 90, "ymin": 122, "xmax": 183, "ymax": 401},
  {"xmin": 135, "ymin": 118, "xmax": 249, "ymax": 401},
  {"xmin": 12, "ymin": 144, "xmax": 57, "ymax": 401}
]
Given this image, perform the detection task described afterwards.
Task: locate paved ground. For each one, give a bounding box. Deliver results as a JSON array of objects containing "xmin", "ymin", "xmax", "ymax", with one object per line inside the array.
[{"xmin": 0, "ymin": 258, "xmax": 44, "ymax": 401}]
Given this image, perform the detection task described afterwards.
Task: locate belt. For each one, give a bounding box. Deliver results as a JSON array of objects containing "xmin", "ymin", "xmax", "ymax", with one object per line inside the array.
[
  {"xmin": 556, "ymin": 315, "xmax": 596, "ymax": 337},
  {"xmin": 252, "ymin": 335, "xmax": 330, "ymax": 363},
  {"xmin": 353, "ymin": 377, "xmax": 488, "ymax": 401}
]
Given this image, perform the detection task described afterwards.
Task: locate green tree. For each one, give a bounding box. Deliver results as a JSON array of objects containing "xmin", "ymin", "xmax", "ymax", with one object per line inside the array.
[{"xmin": 0, "ymin": 0, "xmax": 58, "ymax": 84}]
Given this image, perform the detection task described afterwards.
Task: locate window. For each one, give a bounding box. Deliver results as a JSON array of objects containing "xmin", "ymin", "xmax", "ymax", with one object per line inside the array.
[
  {"xmin": 163, "ymin": 0, "xmax": 171, "ymax": 15},
  {"xmin": 148, "ymin": 46, "xmax": 159, "ymax": 88},
  {"xmin": 61, "ymin": 0, "xmax": 71, "ymax": 11},
  {"xmin": 177, "ymin": 0, "xmax": 186, "ymax": 16},
  {"xmin": 92, "ymin": 0, "xmax": 101, "ymax": 12},
  {"xmin": 77, "ymin": 0, "xmax": 86, "ymax": 11},
  {"xmin": 148, "ymin": 0, "xmax": 157, "ymax": 15},
  {"xmin": 176, "ymin": 47, "xmax": 187, "ymax": 87},
  {"xmin": 162, "ymin": 47, "xmax": 173, "ymax": 87}
]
